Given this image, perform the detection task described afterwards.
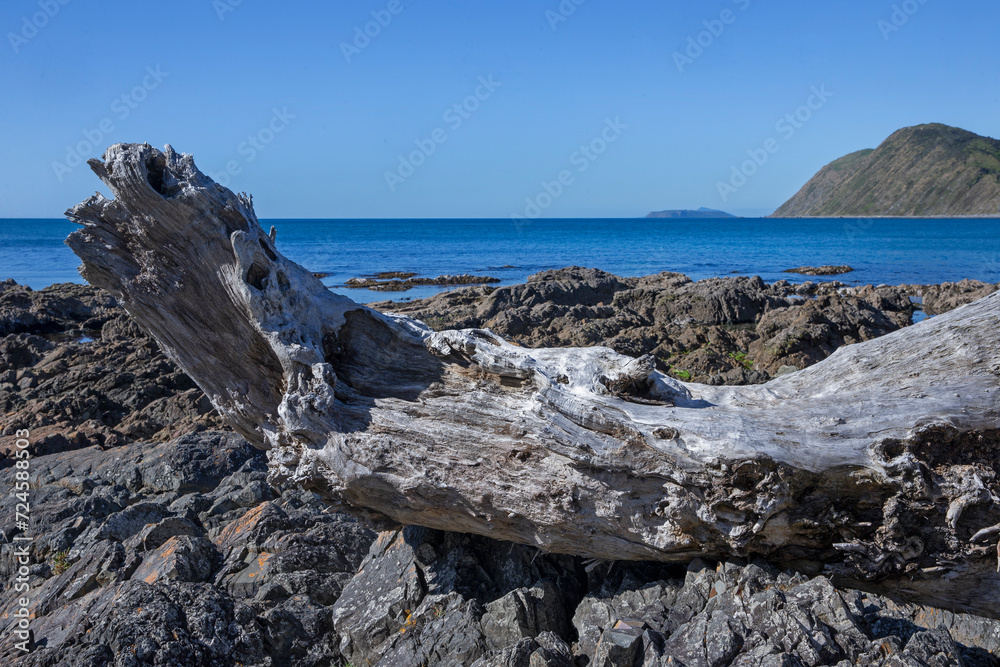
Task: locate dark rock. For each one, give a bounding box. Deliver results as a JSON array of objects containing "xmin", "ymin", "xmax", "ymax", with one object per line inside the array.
[
  {"xmin": 0, "ymin": 430, "xmax": 377, "ymax": 665},
  {"xmin": 331, "ymin": 528, "xmax": 436, "ymax": 663},
  {"xmin": 131, "ymin": 535, "xmax": 218, "ymax": 584},
  {"xmin": 259, "ymin": 594, "xmax": 343, "ymax": 667},
  {"xmin": 749, "ymin": 288, "xmax": 912, "ymax": 374},
  {"xmin": 533, "ymin": 631, "xmax": 575, "ymax": 666},
  {"xmin": 332, "ymin": 526, "xmax": 583, "ymax": 666},
  {"xmin": 10, "ymin": 581, "xmax": 268, "ymax": 666},
  {"xmin": 592, "ymin": 620, "xmax": 645, "ymax": 666},
  {"xmin": 892, "ymin": 627, "xmax": 966, "ymax": 667},
  {"xmin": 782, "ymin": 265, "xmax": 854, "ymax": 276},
  {"xmin": 0, "ymin": 281, "xmax": 228, "ymax": 459},
  {"xmin": 0, "ymin": 334, "xmax": 54, "ymax": 372},
  {"xmin": 343, "ymin": 273, "xmax": 501, "ymax": 291},
  {"xmin": 481, "ymin": 579, "xmax": 572, "ymax": 649},
  {"xmin": 94, "ymin": 502, "xmax": 173, "ymax": 543},
  {"xmin": 472, "ymin": 637, "xmax": 539, "ymax": 667},
  {"xmin": 3, "ymin": 442, "xmax": 1000, "ymax": 667},
  {"xmin": 903, "ymin": 279, "xmax": 999, "ymax": 315},
  {"xmin": 130, "ymin": 516, "xmax": 204, "ymax": 552},
  {"xmin": 374, "ymin": 268, "xmax": 916, "ymax": 384}
]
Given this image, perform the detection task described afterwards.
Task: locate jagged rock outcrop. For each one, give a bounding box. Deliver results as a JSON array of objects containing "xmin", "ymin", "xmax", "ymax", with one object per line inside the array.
[
  {"xmin": 376, "ymin": 267, "xmax": 915, "ymax": 383},
  {"xmin": 0, "ymin": 432, "xmax": 376, "ymax": 666},
  {"xmin": 902, "ymin": 279, "xmax": 1000, "ymax": 316},
  {"xmin": 329, "ymin": 526, "xmax": 1000, "ymax": 666},
  {"xmin": 5, "ymin": 433, "xmax": 1000, "ymax": 666},
  {"xmin": 0, "ymin": 280, "xmax": 227, "ymax": 458}
]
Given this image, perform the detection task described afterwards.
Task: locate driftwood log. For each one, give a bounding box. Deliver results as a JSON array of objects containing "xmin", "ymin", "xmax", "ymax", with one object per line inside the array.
[{"xmin": 66, "ymin": 144, "xmax": 1000, "ymax": 617}]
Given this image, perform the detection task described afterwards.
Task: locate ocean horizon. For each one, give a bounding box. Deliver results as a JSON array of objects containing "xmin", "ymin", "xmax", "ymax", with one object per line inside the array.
[{"xmin": 4, "ymin": 217, "xmax": 1000, "ymax": 301}]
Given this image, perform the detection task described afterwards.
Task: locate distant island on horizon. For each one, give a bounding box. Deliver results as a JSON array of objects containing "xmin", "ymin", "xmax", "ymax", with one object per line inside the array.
[
  {"xmin": 772, "ymin": 123, "xmax": 1000, "ymax": 218},
  {"xmin": 646, "ymin": 207, "xmax": 737, "ymax": 219}
]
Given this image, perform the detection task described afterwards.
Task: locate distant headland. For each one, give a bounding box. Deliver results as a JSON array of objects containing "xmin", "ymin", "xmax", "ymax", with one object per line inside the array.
[
  {"xmin": 772, "ymin": 123, "xmax": 1000, "ymax": 218},
  {"xmin": 646, "ymin": 207, "xmax": 737, "ymax": 219}
]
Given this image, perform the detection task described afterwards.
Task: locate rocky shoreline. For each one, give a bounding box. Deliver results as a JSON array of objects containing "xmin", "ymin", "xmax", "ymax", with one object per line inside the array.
[
  {"xmin": 0, "ymin": 279, "xmax": 227, "ymax": 459},
  {"xmin": 374, "ymin": 267, "xmax": 996, "ymax": 385},
  {"xmin": 1, "ymin": 271, "xmax": 999, "ymax": 666},
  {"xmin": 341, "ymin": 273, "xmax": 501, "ymax": 292}
]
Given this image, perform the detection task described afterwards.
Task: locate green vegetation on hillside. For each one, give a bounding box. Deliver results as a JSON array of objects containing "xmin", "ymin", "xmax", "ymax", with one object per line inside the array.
[
  {"xmin": 829, "ymin": 148, "xmax": 875, "ymax": 172},
  {"xmin": 773, "ymin": 124, "xmax": 1000, "ymax": 217}
]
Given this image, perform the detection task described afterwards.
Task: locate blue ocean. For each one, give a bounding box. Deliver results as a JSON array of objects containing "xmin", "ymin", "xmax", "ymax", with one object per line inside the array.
[{"xmin": 3, "ymin": 218, "xmax": 1000, "ymax": 302}]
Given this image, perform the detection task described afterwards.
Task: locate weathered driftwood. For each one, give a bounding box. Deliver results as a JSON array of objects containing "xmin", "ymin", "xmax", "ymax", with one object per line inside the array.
[{"xmin": 66, "ymin": 144, "xmax": 1000, "ymax": 616}]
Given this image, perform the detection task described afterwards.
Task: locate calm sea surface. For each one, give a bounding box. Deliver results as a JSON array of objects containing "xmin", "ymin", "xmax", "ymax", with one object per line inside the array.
[{"xmin": 3, "ymin": 218, "xmax": 1000, "ymax": 302}]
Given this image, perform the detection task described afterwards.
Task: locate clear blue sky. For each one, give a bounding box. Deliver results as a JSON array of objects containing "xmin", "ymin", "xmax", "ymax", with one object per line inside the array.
[{"xmin": 1, "ymin": 0, "xmax": 997, "ymax": 218}]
